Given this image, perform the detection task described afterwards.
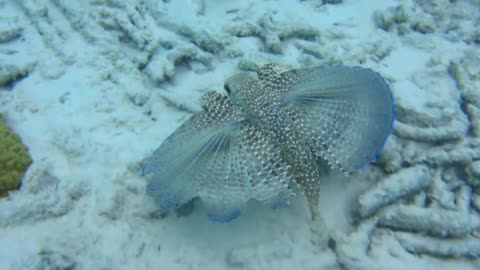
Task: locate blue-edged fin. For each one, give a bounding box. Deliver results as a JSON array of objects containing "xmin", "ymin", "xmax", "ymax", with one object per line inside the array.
[
  {"xmin": 281, "ymin": 66, "xmax": 395, "ymax": 173},
  {"xmin": 143, "ymin": 92, "xmax": 294, "ymax": 222},
  {"xmin": 197, "ymin": 122, "xmax": 294, "ymax": 223},
  {"xmin": 142, "ymin": 114, "xmax": 229, "ymax": 211},
  {"xmin": 195, "ymin": 124, "xmax": 250, "ymax": 223}
]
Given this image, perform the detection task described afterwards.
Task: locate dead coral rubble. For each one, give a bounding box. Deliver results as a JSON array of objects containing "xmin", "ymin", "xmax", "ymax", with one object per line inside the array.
[
  {"xmin": 374, "ymin": 0, "xmax": 480, "ymax": 44},
  {"xmin": 356, "ymin": 137, "xmax": 480, "ymax": 259},
  {"xmin": 226, "ymin": 13, "xmax": 318, "ymax": 54},
  {"xmin": 356, "ymin": 165, "xmax": 431, "ymax": 218},
  {"xmin": 396, "ymin": 232, "xmax": 480, "ymax": 258}
]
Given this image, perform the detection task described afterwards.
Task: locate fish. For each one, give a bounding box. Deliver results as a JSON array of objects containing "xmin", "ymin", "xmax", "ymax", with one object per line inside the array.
[{"xmin": 142, "ymin": 63, "xmax": 396, "ymax": 223}]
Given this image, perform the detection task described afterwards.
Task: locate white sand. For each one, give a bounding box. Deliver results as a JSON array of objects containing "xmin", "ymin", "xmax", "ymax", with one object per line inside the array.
[{"xmin": 1, "ymin": 0, "xmax": 479, "ymax": 269}]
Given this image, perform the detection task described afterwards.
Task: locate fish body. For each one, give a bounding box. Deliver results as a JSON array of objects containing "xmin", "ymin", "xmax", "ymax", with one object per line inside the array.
[{"xmin": 142, "ymin": 64, "xmax": 396, "ymax": 222}]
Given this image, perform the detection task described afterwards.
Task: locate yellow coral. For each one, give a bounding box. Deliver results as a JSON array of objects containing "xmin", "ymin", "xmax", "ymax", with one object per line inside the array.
[{"xmin": 0, "ymin": 114, "xmax": 32, "ymax": 197}]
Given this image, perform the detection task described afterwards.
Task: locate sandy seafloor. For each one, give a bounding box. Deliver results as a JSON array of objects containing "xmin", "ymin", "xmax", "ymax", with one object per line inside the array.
[{"xmin": 1, "ymin": 0, "xmax": 480, "ymax": 269}]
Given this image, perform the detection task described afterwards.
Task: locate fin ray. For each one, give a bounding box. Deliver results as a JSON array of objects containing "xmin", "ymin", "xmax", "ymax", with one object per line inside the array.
[
  {"xmin": 282, "ymin": 66, "xmax": 395, "ymax": 172},
  {"xmin": 143, "ymin": 95, "xmax": 294, "ymax": 222}
]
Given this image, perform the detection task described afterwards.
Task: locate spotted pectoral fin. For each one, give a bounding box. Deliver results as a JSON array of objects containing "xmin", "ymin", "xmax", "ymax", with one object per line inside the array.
[
  {"xmin": 142, "ymin": 95, "xmax": 244, "ymax": 209},
  {"xmin": 142, "ymin": 113, "xmax": 235, "ymax": 212},
  {"xmin": 281, "ymin": 66, "xmax": 396, "ymax": 173},
  {"xmin": 143, "ymin": 110, "xmax": 294, "ymax": 223},
  {"xmin": 198, "ymin": 122, "xmax": 295, "ymax": 223}
]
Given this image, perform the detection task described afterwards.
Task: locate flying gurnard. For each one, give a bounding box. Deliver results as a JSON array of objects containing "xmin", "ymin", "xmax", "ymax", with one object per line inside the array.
[{"xmin": 142, "ymin": 63, "xmax": 395, "ymax": 223}]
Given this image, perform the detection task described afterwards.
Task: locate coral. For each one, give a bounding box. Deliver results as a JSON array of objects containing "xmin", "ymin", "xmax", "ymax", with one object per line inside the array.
[
  {"xmin": 356, "ymin": 165, "xmax": 431, "ymax": 218},
  {"xmin": 88, "ymin": 0, "xmax": 221, "ymax": 83},
  {"xmin": 374, "ymin": 136, "xmax": 403, "ymax": 173},
  {"xmin": 97, "ymin": 4, "xmax": 152, "ymax": 50},
  {"xmin": 393, "ymin": 119, "xmax": 468, "ymax": 143},
  {"xmin": 19, "ymin": 249, "xmax": 79, "ymax": 270},
  {"xmin": 335, "ymin": 219, "xmax": 381, "ymax": 270},
  {"xmin": 0, "ymin": 17, "xmax": 22, "ymax": 43},
  {"xmin": 226, "ymin": 12, "xmax": 318, "ymax": 53},
  {"xmin": 409, "ymin": 139, "xmax": 480, "ymax": 167},
  {"xmin": 323, "ymin": 0, "xmax": 343, "ymax": 3},
  {"xmin": 449, "ymin": 50, "xmax": 480, "ymax": 137},
  {"xmin": 0, "ymin": 17, "xmax": 33, "ymax": 86},
  {"xmin": 379, "ymin": 205, "xmax": 480, "ymax": 237},
  {"xmin": 354, "ymin": 138, "xmax": 480, "ymax": 259},
  {"xmin": 392, "ymin": 69, "xmax": 469, "ymax": 143},
  {"xmin": 0, "ymin": 62, "xmax": 33, "ymax": 87},
  {"xmin": 473, "ymin": 194, "xmax": 480, "ymax": 212},
  {"xmin": 374, "ymin": 0, "xmax": 480, "ymax": 43},
  {"xmin": 0, "ymin": 114, "xmax": 32, "ymax": 197},
  {"xmin": 396, "ymin": 232, "xmax": 480, "ymax": 257},
  {"xmin": 17, "ymin": 0, "xmax": 75, "ymax": 64},
  {"xmin": 374, "ymin": 4, "xmax": 432, "ymax": 35},
  {"xmin": 143, "ymin": 43, "xmax": 213, "ymax": 83},
  {"xmin": 449, "ymin": 51, "xmax": 480, "ymax": 103},
  {"xmin": 430, "ymin": 170, "xmax": 456, "ymax": 210},
  {"xmin": 225, "ymin": 239, "xmax": 293, "ymax": 268},
  {"xmin": 0, "ymin": 160, "xmax": 88, "ymax": 226},
  {"xmin": 465, "ymin": 160, "xmax": 480, "ymax": 188},
  {"xmin": 466, "ymin": 103, "xmax": 480, "ymax": 138}
]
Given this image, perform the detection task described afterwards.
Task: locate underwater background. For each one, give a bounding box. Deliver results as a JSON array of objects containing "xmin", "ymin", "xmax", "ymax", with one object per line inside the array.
[{"xmin": 1, "ymin": 0, "xmax": 480, "ymax": 269}]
